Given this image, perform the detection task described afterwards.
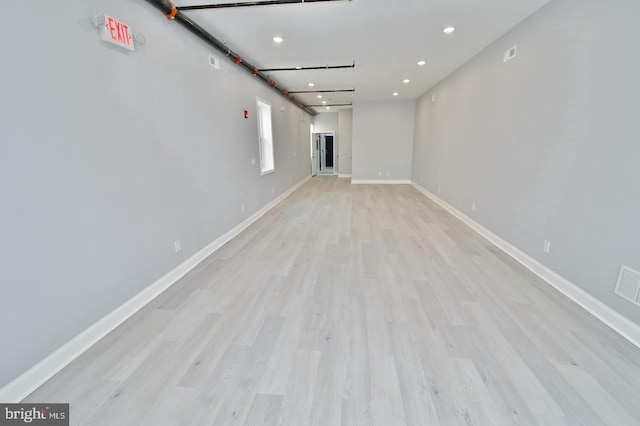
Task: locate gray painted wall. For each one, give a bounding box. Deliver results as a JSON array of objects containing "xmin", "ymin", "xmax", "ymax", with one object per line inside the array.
[
  {"xmin": 353, "ymin": 101, "xmax": 415, "ymax": 181},
  {"xmin": 412, "ymin": 0, "xmax": 640, "ymax": 325},
  {"xmin": 313, "ymin": 112, "xmax": 339, "ymax": 134},
  {"xmin": 338, "ymin": 110, "xmax": 353, "ymax": 175},
  {"xmin": 0, "ymin": 0, "xmax": 311, "ymax": 388}
]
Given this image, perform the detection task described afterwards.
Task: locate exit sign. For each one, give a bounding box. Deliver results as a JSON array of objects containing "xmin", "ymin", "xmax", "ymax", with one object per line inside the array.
[{"xmin": 99, "ymin": 14, "xmax": 135, "ymax": 51}]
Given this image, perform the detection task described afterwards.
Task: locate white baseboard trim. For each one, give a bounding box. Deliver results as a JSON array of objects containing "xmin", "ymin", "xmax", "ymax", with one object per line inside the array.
[
  {"xmin": 338, "ymin": 174, "xmax": 352, "ymax": 178},
  {"xmin": 410, "ymin": 181, "xmax": 640, "ymax": 350},
  {"xmin": 351, "ymin": 179, "xmax": 412, "ymax": 185},
  {"xmin": 0, "ymin": 175, "xmax": 312, "ymax": 403}
]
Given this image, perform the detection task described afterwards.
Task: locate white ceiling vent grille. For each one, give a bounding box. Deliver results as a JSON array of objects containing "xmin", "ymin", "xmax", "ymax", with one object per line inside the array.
[
  {"xmin": 615, "ymin": 265, "xmax": 640, "ymax": 305},
  {"xmin": 209, "ymin": 54, "xmax": 220, "ymax": 70},
  {"xmin": 504, "ymin": 45, "xmax": 517, "ymax": 62}
]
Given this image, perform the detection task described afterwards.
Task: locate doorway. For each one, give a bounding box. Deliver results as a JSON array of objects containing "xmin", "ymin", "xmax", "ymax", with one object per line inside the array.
[
  {"xmin": 325, "ymin": 135, "xmax": 334, "ymax": 168},
  {"xmin": 311, "ymin": 132, "xmax": 319, "ymax": 176},
  {"xmin": 312, "ymin": 132, "xmax": 336, "ymax": 175}
]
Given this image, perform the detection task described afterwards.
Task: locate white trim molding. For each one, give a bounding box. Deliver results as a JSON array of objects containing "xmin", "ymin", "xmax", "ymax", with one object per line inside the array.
[
  {"xmin": 411, "ymin": 181, "xmax": 640, "ymax": 350},
  {"xmin": 351, "ymin": 179, "xmax": 412, "ymax": 185},
  {"xmin": 338, "ymin": 174, "xmax": 352, "ymax": 178},
  {"xmin": 0, "ymin": 175, "xmax": 312, "ymax": 403}
]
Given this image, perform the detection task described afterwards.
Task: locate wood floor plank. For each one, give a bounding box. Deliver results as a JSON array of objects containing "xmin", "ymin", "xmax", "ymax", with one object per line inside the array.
[
  {"xmin": 206, "ymin": 317, "xmax": 285, "ymax": 425},
  {"xmin": 456, "ymin": 304, "xmax": 561, "ymax": 425},
  {"xmin": 308, "ymin": 342, "xmax": 346, "ymax": 426},
  {"xmin": 277, "ymin": 350, "xmax": 321, "ymax": 426},
  {"xmin": 244, "ymin": 394, "xmax": 283, "ymax": 426},
  {"xmin": 389, "ymin": 322, "xmax": 441, "ymax": 426},
  {"xmin": 499, "ymin": 325, "xmax": 606, "ymax": 425},
  {"xmin": 23, "ymin": 177, "xmax": 640, "ymax": 425},
  {"xmin": 367, "ymin": 352, "xmax": 407, "ymax": 426}
]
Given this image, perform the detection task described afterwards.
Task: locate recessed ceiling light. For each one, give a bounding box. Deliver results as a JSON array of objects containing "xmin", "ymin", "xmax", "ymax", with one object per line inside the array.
[
  {"xmin": 322, "ymin": 101, "xmax": 327, "ymax": 104},
  {"xmin": 326, "ymin": 106, "xmax": 331, "ymax": 110},
  {"xmin": 272, "ymin": 36, "xmax": 284, "ymax": 43},
  {"xmin": 403, "ymin": 79, "xmax": 410, "ymax": 84},
  {"xmin": 295, "ymin": 66, "xmax": 302, "ymax": 70},
  {"xmin": 317, "ymin": 95, "xmax": 323, "ymax": 99},
  {"xmin": 417, "ymin": 60, "xmax": 426, "ymax": 66},
  {"xmin": 443, "ymin": 26, "xmax": 456, "ymax": 34},
  {"xmin": 308, "ymin": 82, "xmax": 315, "ymax": 87},
  {"xmin": 393, "ymin": 92, "xmax": 399, "ymax": 96}
]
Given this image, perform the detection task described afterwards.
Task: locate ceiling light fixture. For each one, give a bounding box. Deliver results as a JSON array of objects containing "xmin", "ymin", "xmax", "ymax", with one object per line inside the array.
[
  {"xmin": 326, "ymin": 106, "xmax": 331, "ymax": 110},
  {"xmin": 317, "ymin": 95, "xmax": 323, "ymax": 99},
  {"xmin": 322, "ymin": 101, "xmax": 327, "ymax": 104},
  {"xmin": 308, "ymin": 82, "xmax": 315, "ymax": 87},
  {"xmin": 403, "ymin": 79, "xmax": 410, "ymax": 84},
  {"xmin": 443, "ymin": 26, "xmax": 456, "ymax": 34},
  {"xmin": 272, "ymin": 36, "xmax": 284, "ymax": 43},
  {"xmin": 417, "ymin": 60, "xmax": 426, "ymax": 66},
  {"xmin": 393, "ymin": 92, "xmax": 399, "ymax": 96},
  {"xmin": 295, "ymin": 66, "xmax": 302, "ymax": 69}
]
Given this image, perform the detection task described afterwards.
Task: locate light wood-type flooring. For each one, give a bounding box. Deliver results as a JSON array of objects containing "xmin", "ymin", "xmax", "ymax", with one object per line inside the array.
[{"xmin": 25, "ymin": 177, "xmax": 640, "ymax": 425}]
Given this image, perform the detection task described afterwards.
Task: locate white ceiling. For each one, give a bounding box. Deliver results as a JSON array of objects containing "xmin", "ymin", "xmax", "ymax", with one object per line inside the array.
[{"xmin": 175, "ymin": 0, "xmax": 551, "ymax": 112}]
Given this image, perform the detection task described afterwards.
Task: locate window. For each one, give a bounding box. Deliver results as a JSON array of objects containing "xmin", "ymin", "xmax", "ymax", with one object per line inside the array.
[{"xmin": 256, "ymin": 98, "xmax": 275, "ymax": 175}]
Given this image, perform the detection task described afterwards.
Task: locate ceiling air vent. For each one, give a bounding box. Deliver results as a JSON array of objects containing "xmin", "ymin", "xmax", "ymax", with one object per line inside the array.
[
  {"xmin": 504, "ymin": 45, "xmax": 517, "ymax": 62},
  {"xmin": 615, "ymin": 265, "xmax": 640, "ymax": 305},
  {"xmin": 209, "ymin": 54, "xmax": 220, "ymax": 70}
]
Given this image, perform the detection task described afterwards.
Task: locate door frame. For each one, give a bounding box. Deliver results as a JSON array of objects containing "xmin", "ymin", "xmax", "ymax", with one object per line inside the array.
[
  {"xmin": 310, "ymin": 129, "xmax": 319, "ymax": 176},
  {"xmin": 311, "ymin": 131, "xmax": 337, "ymax": 175}
]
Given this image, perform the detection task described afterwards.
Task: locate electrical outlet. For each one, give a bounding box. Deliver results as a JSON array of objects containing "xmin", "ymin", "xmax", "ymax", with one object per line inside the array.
[
  {"xmin": 386, "ymin": 172, "xmax": 390, "ymax": 177},
  {"xmin": 251, "ymin": 158, "xmax": 256, "ymax": 166},
  {"xmin": 471, "ymin": 203, "xmax": 476, "ymax": 211},
  {"xmin": 272, "ymin": 187, "xmax": 275, "ymax": 194},
  {"xmin": 241, "ymin": 204, "xmax": 245, "ymax": 213},
  {"xmin": 378, "ymin": 171, "xmax": 382, "ymax": 177},
  {"xmin": 438, "ymin": 185, "xmax": 442, "ymax": 193},
  {"xmin": 543, "ymin": 240, "xmax": 551, "ymax": 254},
  {"xmin": 174, "ymin": 240, "xmax": 181, "ymax": 253}
]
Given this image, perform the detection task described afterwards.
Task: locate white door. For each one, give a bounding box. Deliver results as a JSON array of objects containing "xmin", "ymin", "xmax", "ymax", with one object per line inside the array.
[{"xmin": 311, "ymin": 133, "xmax": 319, "ymax": 176}]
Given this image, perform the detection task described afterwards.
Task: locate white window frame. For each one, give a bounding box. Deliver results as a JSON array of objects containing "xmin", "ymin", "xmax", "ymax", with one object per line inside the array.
[{"xmin": 256, "ymin": 97, "xmax": 275, "ymax": 175}]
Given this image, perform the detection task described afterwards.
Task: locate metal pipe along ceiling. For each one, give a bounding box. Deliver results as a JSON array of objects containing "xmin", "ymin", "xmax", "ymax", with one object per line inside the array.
[
  {"xmin": 178, "ymin": 0, "xmax": 351, "ymax": 12},
  {"xmin": 260, "ymin": 62, "xmax": 355, "ymax": 72},
  {"xmin": 143, "ymin": 0, "xmax": 318, "ymax": 116},
  {"xmin": 288, "ymin": 89, "xmax": 355, "ymax": 94}
]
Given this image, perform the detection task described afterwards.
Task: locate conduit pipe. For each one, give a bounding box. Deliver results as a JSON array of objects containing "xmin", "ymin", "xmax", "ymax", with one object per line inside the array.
[
  {"xmin": 143, "ymin": 0, "xmax": 318, "ymax": 116},
  {"xmin": 309, "ymin": 103, "xmax": 352, "ymax": 107},
  {"xmin": 179, "ymin": 0, "xmax": 351, "ymax": 12},
  {"xmin": 260, "ymin": 62, "xmax": 355, "ymax": 72},
  {"xmin": 288, "ymin": 88, "xmax": 355, "ymax": 94}
]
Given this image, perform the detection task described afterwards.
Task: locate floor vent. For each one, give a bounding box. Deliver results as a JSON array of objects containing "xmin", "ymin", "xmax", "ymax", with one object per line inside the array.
[{"xmin": 615, "ymin": 265, "xmax": 640, "ymax": 305}]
